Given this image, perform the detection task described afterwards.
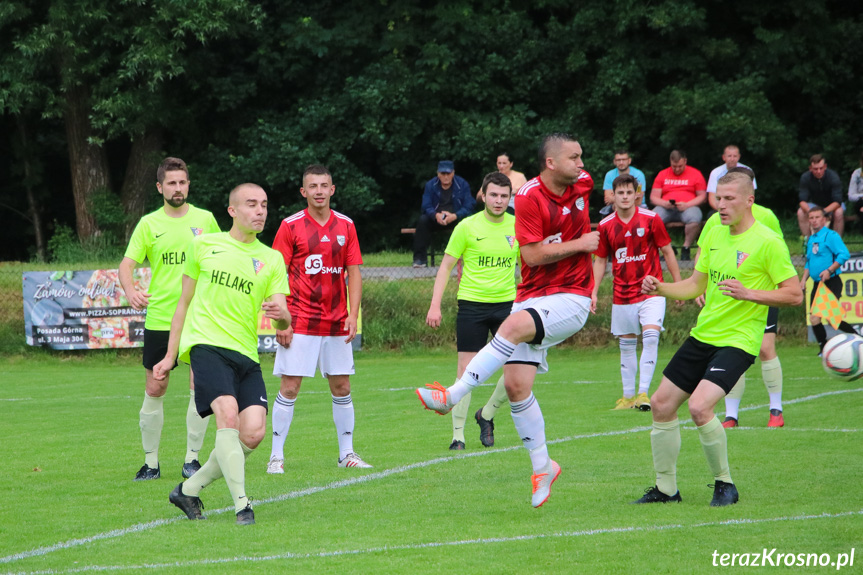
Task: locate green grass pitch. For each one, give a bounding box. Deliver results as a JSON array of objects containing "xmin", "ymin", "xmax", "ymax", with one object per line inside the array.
[{"xmin": 1, "ymin": 345, "xmax": 861, "ymax": 574}]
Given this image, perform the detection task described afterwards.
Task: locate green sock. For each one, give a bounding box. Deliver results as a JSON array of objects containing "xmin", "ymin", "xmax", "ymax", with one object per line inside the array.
[
  {"xmin": 185, "ymin": 390, "xmax": 210, "ymax": 463},
  {"xmin": 481, "ymin": 374, "xmax": 509, "ymax": 420},
  {"xmin": 651, "ymin": 419, "xmax": 681, "ymax": 496},
  {"xmin": 698, "ymin": 416, "xmax": 732, "ymax": 483},
  {"xmin": 182, "ymin": 439, "xmax": 253, "ymax": 498},
  {"xmin": 451, "ymin": 391, "xmax": 471, "ymax": 443},
  {"xmin": 214, "ymin": 428, "xmax": 249, "ymax": 513},
  {"xmin": 139, "ymin": 393, "xmax": 164, "ymax": 468},
  {"xmin": 726, "ymin": 373, "xmax": 745, "ymax": 401},
  {"xmin": 762, "ymin": 357, "xmax": 783, "ymax": 410}
]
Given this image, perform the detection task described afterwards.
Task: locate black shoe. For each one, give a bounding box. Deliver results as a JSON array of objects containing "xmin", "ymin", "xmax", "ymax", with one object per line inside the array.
[
  {"xmin": 236, "ymin": 505, "xmax": 255, "ymax": 525},
  {"xmin": 709, "ymin": 481, "xmax": 739, "ymax": 507},
  {"xmin": 182, "ymin": 460, "xmax": 201, "ymax": 479},
  {"xmin": 680, "ymin": 247, "xmax": 691, "ymax": 261},
  {"xmin": 475, "ymin": 409, "xmax": 495, "ymax": 447},
  {"xmin": 412, "ymin": 260, "xmax": 427, "ymax": 268},
  {"xmin": 449, "ymin": 440, "xmax": 465, "ymax": 450},
  {"xmin": 169, "ymin": 483, "xmax": 206, "ymax": 520},
  {"xmin": 134, "ymin": 464, "xmax": 160, "ymax": 481},
  {"xmin": 633, "ymin": 485, "xmax": 682, "ymax": 504}
]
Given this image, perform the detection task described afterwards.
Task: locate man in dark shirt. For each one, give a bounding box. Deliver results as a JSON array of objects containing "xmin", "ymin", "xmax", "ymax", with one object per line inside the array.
[
  {"xmin": 797, "ymin": 154, "xmax": 844, "ymax": 237},
  {"xmin": 413, "ymin": 160, "xmax": 475, "ymax": 267}
]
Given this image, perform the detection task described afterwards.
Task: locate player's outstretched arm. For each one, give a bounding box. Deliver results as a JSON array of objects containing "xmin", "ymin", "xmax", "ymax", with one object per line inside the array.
[
  {"xmin": 643, "ymin": 270, "xmax": 707, "ymax": 300},
  {"xmin": 520, "ymin": 231, "xmax": 600, "ymax": 267},
  {"xmin": 153, "ymin": 274, "xmax": 197, "ymax": 380},
  {"xmin": 718, "ymin": 275, "xmax": 803, "ymax": 307},
  {"xmin": 344, "ymin": 265, "xmax": 362, "ymax": 342},
  {"xmin": 118, "ymin": 256, "xmax": 150, "ymax": 310},
  {"xmin": 427, "ymin": 254, "xmax": 459, "ymax": 328}
]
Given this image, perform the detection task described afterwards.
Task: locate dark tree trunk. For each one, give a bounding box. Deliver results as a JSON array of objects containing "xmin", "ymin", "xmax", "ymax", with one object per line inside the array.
[
  {"xmin": 64, "ymin": 84, "xmax": 110, "ymax": 240},
  {"xmin": 121, "ymin": 127, "xmax": 164, "ymax": 240},
  {"xmin": 16, "ymin": 118, "xmax": 47, "ymax": 262}
]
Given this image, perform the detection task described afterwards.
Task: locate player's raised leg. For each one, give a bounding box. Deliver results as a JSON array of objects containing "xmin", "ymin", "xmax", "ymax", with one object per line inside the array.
[{"xmin": 183, "ymin": 371, "xmax": 210, "ymax": 478}]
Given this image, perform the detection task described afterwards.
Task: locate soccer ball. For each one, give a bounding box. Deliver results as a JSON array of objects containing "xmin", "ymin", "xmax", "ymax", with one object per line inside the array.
[{"xmin": 822, "ymin": 334, "xmax": 863, "ymax": 381}]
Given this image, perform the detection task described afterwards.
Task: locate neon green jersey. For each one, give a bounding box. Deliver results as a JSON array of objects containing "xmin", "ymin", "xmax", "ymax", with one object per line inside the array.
[
  {"xmin": 444, "ymin": 212, "xmax": 519, "ymax": 303},
  {"xmin": 179, "ymin": 233, "xmax": 289, "ymax": 364},
  {"xmin": 124, "ymin": 205, "xmax": 220, "ymax": 330},
  {"xmin": 701, "ymin": 203, "xmax": 782, "ymax": 239},
  {"xmin": 693, "ymin": 221, "xmax": 797, "ymax": 355}
]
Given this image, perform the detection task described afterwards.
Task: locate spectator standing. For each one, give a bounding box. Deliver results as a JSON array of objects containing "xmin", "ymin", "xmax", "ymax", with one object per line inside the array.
[{"xmin": 413, "ymin": 160, "xmax": 475, "ymax": 267}]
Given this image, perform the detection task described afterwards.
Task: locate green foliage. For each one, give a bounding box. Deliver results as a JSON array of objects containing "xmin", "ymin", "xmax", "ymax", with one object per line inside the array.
[{"xmin": 45, "ymin": 223, "xmax": 123, "ymax": 264}]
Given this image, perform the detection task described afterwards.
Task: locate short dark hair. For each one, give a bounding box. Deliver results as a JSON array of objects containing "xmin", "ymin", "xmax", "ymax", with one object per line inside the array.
[
  {"xmin": 809, "ymin": 204, "xmax": 825, "ymax": 216},
  {"xmin": 481, "ymin": 172, "xmax": 513, "ymax": 195},
  {"xmin": 810, "ymin": 154, "xmax": 825, "ymax": 165},
  {"xmin": 613, "ymin": 149, "xmax": 630, "ymax": 157},
  {"xmin": 537, "ymin": 132, "xmax": 577, "ymax": 172},
  {"xmin": 157, "ymin": 157, "xmax": 188, "ymax": 184},
  {"xmin": 303, "ymin": 164, "xmax": 331, "ymax": 180},
  {"xmin": 669, "ymin": 149, "xmax": 687, "ymax": 162},
  {"xmin": 612, "ymin": 174, "xmax": 638, "ymax": 192}
]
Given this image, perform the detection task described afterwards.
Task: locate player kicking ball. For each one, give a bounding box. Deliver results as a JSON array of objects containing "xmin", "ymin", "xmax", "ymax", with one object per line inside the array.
[
  {"xmin": 634, "ymin": 172, "xmax": 801, "ymax": 507},
  {"xmin": 592, "ymin": 174, "xmax": 681, "ymax": 411}
]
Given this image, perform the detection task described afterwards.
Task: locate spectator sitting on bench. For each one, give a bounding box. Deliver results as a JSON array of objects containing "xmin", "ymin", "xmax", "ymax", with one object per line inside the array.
[
  {"xmin": 649, "ymin": 149, "xmax": 707, "ymax": 261},
  {"xmin": 797, "ymin": 153, "xmax": 844, "ymax": 239},
  {"xmin": 413, "ymin": 160, "xmax": 475, "ymax": 268},
  {"xmin": 848, "ymin": 151, "xmax": 863, "ymax": 236}
]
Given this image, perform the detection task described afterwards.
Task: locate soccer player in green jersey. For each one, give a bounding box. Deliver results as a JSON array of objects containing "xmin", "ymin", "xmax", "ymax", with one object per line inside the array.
[
  {"xmin": 635, "ymin": 171, "xmax": 802, "ymax": 506},
  {"xmin": 119, "ymin": 157, "xmax": 221, "ymax": 481},
  {"xmin": 426, "ymin": 172, "xmax": 519, "ymax": 450},
  {"xmin": 155, "ymin": 183, "xmax": 290, "ymax": 525}
]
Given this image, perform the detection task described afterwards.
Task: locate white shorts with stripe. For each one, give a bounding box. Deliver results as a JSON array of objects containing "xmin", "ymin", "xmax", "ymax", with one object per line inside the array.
[
  {"xmin": 273, "ymin": 333, "xmax": 355, "ymax": 378},
  {"xmin": 610, "ymin": 297, "xmax": 666, "ymax": 336},
  {"xmin": 508, "ymin": 293, "xmax": 591, "ymax": 374}
]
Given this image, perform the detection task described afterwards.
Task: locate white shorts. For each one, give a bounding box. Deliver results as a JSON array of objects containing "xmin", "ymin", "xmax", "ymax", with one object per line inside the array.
[
  {"xmin": 610, "ymin": 297, "xmax": 666, "ymax": 336},
  {"xmin": 508, "ymin": 293, "xmax": 591, "ymax": 374},
  {"xmin": 273, "ymin": 334, "xmax": 355, "ymax": 378}
]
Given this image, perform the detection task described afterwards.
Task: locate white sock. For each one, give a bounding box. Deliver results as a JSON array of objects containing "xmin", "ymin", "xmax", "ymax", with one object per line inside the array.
[
  {"xmin": 724, "ymin": 374, "xmax": 744, "ymax": 420},
  {"xmin": 619, "ymin": 337, "xmax": 637, "ymax": 397},
  {"xmin": 449, "ymin": 334, "xmax": 517, "ymax": 404},
  {"xmin": 762, "ymin": 357, "xmax": 783, "ymax": 411},
  {"xmin": 332, "ymin": 394, "xmax": 355, "ymax": 460},
  {"xmin": 510, "ymin": 393, "xmax": 548, "ymax": 473},
  {"xmin": 270, "ymin": 393, "xmax": 295, "ymax": 460},
  {"xmin": 639, "ymin": 329, "xmax": 660, "ymax": 394}
]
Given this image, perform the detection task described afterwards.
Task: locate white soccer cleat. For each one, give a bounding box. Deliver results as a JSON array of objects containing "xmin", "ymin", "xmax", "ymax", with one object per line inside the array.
[
  {"xmin": 415, "ymin": 382, "xmax": 454, "ymax": 415},
  {"xmin": 531, "ymin": 459, "xmax": 561, "ymax": 508},
  {"xmin": 266, "ymin": 457, "xmax": 284, "ymax": 474},
  {"xmin": 339, "ymin": 453, "xmax": 373, "ymax": 468}
]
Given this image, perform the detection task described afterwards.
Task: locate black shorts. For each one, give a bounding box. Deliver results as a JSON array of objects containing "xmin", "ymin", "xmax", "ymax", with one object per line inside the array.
[
  {"xmin": 142, "ymin": 329, "xmax": 178, "ymax": 371},
  {"xmin": 189, "ymin": 345, "xmax": 268, "ymax": 418},
  {"xmin": 456, "ymin": 300, "xmax": 513, "ymax": 352},
  {"xmin": 810, "ymin": 276, "xmax": 843, "ymax": 307},
  {"xmin": 764, "ymin": 307, "xmax": 779, "ymax": 334},
  {"xmin": 663, "ymin": 337, "xmax": 756, "ymax": 395}
]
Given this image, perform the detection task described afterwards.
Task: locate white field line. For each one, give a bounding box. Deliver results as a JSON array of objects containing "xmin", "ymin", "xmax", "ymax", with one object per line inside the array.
[
  {"xmin": 6, "ymin": 509, "xmax": 862, "ymax": 575},
  {"xmin": 1, "ymin": 387, "xmax": 860, "ymax": 566}
]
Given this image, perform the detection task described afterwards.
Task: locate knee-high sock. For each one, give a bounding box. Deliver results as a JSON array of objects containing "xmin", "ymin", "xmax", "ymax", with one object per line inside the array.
[
  {"xmin": 269, "ymin": 393, "xmax": 295, "ymax": 460},
  {"xmin": 651, "ymin": 419, "xmax": 681, "ymax": 496},
  {"xmin": 698, "ymin": 416, "xmax": 732, "ymax": 483},
  {"xmin": 214, "ymin": 428, "xmax": 248, "ymax": 513},
  {"xmin": 639, "ymin": 329, "xmax": 660, "ymax": 395},
  {"xmin": 449, "ymin": 335, "xmax": 517, "ymax": 404},
  {"xmin": 762, "ymin": 357, "xmax": 783, "ymax": 411},
  {"xmin": 332, "ymin": 394, "xmax": 355, "ymax": 459},
  {"xmin": 510, "ymin": 393, "xmax": 547, "ymax": 473},
  {"xmin": 838, "ymin": 321, "xmax": 857, "ymax": 334},
  {"xmin": 813, "ymin": 323, "xmax": 827, "ymax": 347},
  {"xmin": 619, "ymin": 337, "xmax": 638, "ymax": 397},
  {"xmin": 183, "ymin": 439, "xmax": 253, "ymax": 497},
  {"xmin": 451, "ymin": 389, "xmax": 470, "ymax": 443},
  {"xmin": 185, "ymin": 390, "xmax": 210, "ymax": 463},
  {"xmin": 139, "ymin": 393, "xmax": 164, "ymax": 468},
  {"xmin": 481, "ymin": 374, "xmax": 509, "ymax": 420},
  {"xmin": 725, "ymin": 374, "xmax": 745, "ymax": 420}
]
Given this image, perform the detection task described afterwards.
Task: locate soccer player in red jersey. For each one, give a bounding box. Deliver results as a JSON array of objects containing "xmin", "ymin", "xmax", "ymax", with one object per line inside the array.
[
  {"xmin": 267, "ymin": 164, "xmax": 372, "ymax": 472},
  {"xmin": 592, "ymin": 174, "xmax": 681, "ymax": 411},
  {"xmin": 417, "ymin": 133, "xmax": 600, "ymax": 507}
]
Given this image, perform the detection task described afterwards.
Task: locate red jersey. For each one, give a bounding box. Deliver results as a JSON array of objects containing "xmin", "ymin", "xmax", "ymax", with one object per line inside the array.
[
  {"xmin": 595, "ymin": 208, "xmax": 670, "ymax": 304},
  {"xmin": 652, "ymin": 165, "xmax": 706, "ymax": 203},
  {"xmin": 513, "ymin": 171, "xmax": 594, "ymax": 302},
  {"xmin": 272, "ymin": 209, "xmax": 363, "ymax": 336}
]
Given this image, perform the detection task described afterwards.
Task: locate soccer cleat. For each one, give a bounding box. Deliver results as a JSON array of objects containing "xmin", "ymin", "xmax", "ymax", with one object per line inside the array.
[
  {"xmin": 475, "ymin": 409, "xmax": 495, "ymax": 447},
  {"xmin": 339, "ymin": 453, "xmax": 373, "ymax": 468},
  {"xmin": 449, "ymin": 440, "xmax": 465, "ymax": 450},
  {"xmin": 236, "ymin": 504, "xmax": 255, "ymax": 525},
  {"xmin": 632, "ymin": 485, "xmax": 682, "ymax": 504},
  {"xmin": 169, "ymin": 483, "xmax": 206, "ymax": 520},
  {"xmin": 181, "ymin": 460, "xmax": 201, "ymax": 479},
  {"xmin": 613, "ymin": 396, "xmax": 636, "ymax": 410},
  {"xmin": 634, "ymin": 392, "xmax": 651, "ymax": 412},
  {"xmin": 768, "ymin": 409, "xmax": 784, "ymax": 428},
  {"xmin": 722, "ymin": 417, "xmax": 738, "ymax": 429},
  {"xmin": 416, "ymin": 382, "xmax": 453, "ymax": 414},
  {"xmin": 709, "ymin": 481, "xmax": 739, "ymax": 507},
  {"xmin": 134, "ymin": 464, "xmax": 160, "ymax": 481},
  {"xmin": 530, "ymin": 459, "xmax": 561, "ymax": 508},
  {"xmin": 266, "ymin": 457, "xmax": 284, "ymax": 474}
]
